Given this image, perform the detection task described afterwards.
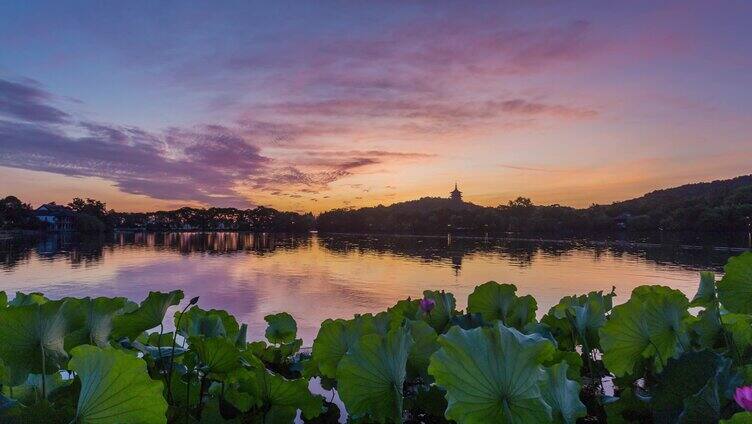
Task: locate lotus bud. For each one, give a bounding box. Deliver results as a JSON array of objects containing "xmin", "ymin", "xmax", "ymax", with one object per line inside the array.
[
  {"xmin": 419, "ymin": 297, "xmax": 435, "ymax": 314},
  {"xmin": 189, "ymin": 296, "xmax": 200, "ymax": 305},
  {"xmin": 735, "ymin": 386, "xmax": 752, "ymax": 411}
]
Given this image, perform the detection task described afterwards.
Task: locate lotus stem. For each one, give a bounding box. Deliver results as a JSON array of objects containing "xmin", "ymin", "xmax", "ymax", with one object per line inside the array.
[{"xmin": 167, "ymin": 301, "xmax": 193, "ymax": 404}]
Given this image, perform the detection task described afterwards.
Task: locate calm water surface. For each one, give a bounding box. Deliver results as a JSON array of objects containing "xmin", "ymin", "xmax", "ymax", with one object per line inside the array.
[{"xmin": 0, "ymin": 232, "xmax": 745, "ymax": 344}]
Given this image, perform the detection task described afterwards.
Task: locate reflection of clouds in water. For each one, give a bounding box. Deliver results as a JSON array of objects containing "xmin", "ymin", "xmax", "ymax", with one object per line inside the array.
[{"xmin": 0, "ymin": 232, "xmax": 738, "ymax": 344}]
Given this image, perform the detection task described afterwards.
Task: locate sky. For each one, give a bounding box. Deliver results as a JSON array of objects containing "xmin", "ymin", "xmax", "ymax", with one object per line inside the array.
[{"xmin": 0, "ymin": 1, "xmax": 751, "ymax": 213}]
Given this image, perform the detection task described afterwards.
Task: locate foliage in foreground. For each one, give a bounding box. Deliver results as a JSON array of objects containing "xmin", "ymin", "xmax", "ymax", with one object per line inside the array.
[{"xmin": 3, "ymin": 253, "xmax": 752, "ymax": 422}]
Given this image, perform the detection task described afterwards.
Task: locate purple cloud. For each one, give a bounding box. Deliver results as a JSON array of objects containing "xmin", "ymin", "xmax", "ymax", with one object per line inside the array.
[
  {"xmin": 0, "ymin": 78, "xmax": 70, "ymax": 123},
  {"xmin": 0, "ymin": 77, "xmax": 438, "ymax": 205},
  {"xmin": 0, "ymin": 79, "xmax": 274, "ymax": 207}
]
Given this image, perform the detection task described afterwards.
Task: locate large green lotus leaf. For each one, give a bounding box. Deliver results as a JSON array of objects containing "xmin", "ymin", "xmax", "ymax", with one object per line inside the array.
[
  {"xmin": 247, "ymin": 339, "xmax": 302, "ymax": 366},
  {"xmin": 236, "ymin": 323, "xmax": 247, "ymax": 347},
  {"xmin": 689, "ymin": 303, "xmax": 723, "ymax": 349},
  {"xmin": 467, "ymin": 282, "xmax": 537, "ymax": 330},
  {"xmin": 189, "ymin": 336, "xmax": 240, "ymax": 375},
  {"xmin": 718, "ymin": 251, "xmax": 752, "ymax": 314},
  {"xmin": 542, "ymin": 290, "xmax": 615, "ymax": 351},
  {"xmin": 651, "ymin": 349, "xmax": 734, "ymax": 423},
  {"xmin": 5, "ymin": 372, "xmax": 71, "ymax": 404},
  {"xmin": 337, "ymin": 326, "xmax": 413, "ymax": 423},
  {"xmin": 65, "ymin": 297, "xmax": 129, "ymax": 349},
  {"xmin": 542, "ymin": 350, "xmax": 583, "ymax": 382},
  {"xmin": 264, "ymin": 312, "xmax": 297, "ymax": 344},
  {"xmin": 420, "ymin": 290, "xmax": 457, "ymax": 333},
  {"xmin": 0, "ymin": 357, "xmax": 28, "ymax": 387},
  {"xmin": 0, "ymin": 291, "xmax": 6, "ymax": 308},
  {"xmin": 174, "ymin": 306, "xmax": 239, "ymax": 340},
  {"xmin": 237, "ymin": 367, "xmax": 323, "ymax": 423},
  {"xmin": 405, "ymin": 319, "xmax": 439, "ymax": 380},
  {"xmin": 0, "ymin": 299, "xmax": 73, "ymax": 375},
  {"xmin": 599, "ymin": 286, "xmax": 689, "ymax": 377},
  {"xmin": 111, "ymin": 290, "xmax": 183, "ymax": 341},
  {"xmin": 690, "ymin": 271, "xmax": 717, "ymax": 307},
  {"xmin": 311, "ymin": 315, "xmax": 377, "ymax": 378},
  {"xmin": 451, "ymin": 312, "xmax": 489, "ymax": 330},
  {"xmin": 387, "ymin": 298, "xmax": 420, "ymax": 324},
  {"xmin": 428, "ymin": 323, "xmax": 555, "ymax": 424},
  {"xmin": 723, "ymin": 412, "xmax": 752, "ymax": 423},
  {"xmin": 539, "ymin": 361, "xmax": 586, "ymax": 424},
  {"xmin": 8, "ymin": 292, "xmax": 48, "ymax": 306},
  {"xmin": 69, "ymin": 345, "xmax": 167, "ymax": 423},
  {"xmin": 723, "ymin": 313, "xmax": 752, "ymax": 351}
]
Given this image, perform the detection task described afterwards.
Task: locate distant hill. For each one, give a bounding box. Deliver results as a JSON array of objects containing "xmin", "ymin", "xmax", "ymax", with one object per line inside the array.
[
  {"xmin": 600, "ymin": 174, "xmax": 752, "ymax": 231},
  {"xmin": 317, "ymin": 175, "xmax": 752, "ymax": 234}
]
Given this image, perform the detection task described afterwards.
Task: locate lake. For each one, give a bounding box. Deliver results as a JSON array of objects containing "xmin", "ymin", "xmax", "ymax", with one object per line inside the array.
[{"xmin": 0, "ymin": 232, "xmax": 747, "ymax": 344}]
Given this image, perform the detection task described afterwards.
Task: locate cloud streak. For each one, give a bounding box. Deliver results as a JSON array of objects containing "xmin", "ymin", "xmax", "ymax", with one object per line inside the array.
[{"xmin": 0, "ymin": 78, "xmax": 435, "ymax": 207}]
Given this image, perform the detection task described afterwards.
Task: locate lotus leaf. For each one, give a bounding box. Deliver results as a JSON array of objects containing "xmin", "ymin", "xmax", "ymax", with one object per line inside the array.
[
  {"xmin": 428, "ymin": 323, "xmax": 555, "ymax": 424},
  {"xmin": 264, "ymin": 312, "xmax": 297, "ymax": 344},
  {"xmin": 539, "ymin": 361, "xmax": 587, "ymax": 423},
  {"xmin": 467, "ymin": 282, "xmax": 537, "ymax": 330},
  {"xmin": 337, "ymin": 326, "xmax": 413, "ymax": 423},
  {"xmin": 599, "ymin": 286, "xmax": 689, "ymax": 377},
  {"xmin": 69, "ymin": 345, "xmax": 167, "ymax": 423},
  {"xmin": 112, "ymin": 290, "xmax": 183, "ymax": 341},
  {"xmin": 718, "ymin": 252, "xmax": 752, "ymax": 314}
]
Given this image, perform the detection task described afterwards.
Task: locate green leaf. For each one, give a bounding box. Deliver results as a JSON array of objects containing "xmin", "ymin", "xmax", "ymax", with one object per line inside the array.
[
  {"xmin": 689, "ymin": 303, "xmax": 723, "ymax": 349},
  {"xmin": 542, "ymin": 350, "xmax": 583, "ymax": 382},
  {"xmin": 174, "ymin": 306, "xmax": 239, "ymax": 340},
  {"xmin": 0, "ymin": 300, "xmax": 72, "ymax": 375},
  {"xmin": 539, "ymin": 361, "xmax": 587, "ymax": 424},
  {"xmin": 718, "ymin": 251, "xmax": 752, "ymax": 314},
  {"xmin": 247, "ymin": 339, "xmax": 302, "ymax": 366},
  {"xmin": 8, "ymin": 292, "xmax": 48, "ymax": 306},
  {"xmin": 387, "ymin": 298, "xmax": 420, "ymax": 324},
  {"xmin": 420, "ymin": 290, "xmax": 457, "ymax": 333},
  {"xmin": 5, "ymin": 372, "xmax": 71, "ymax": 404},
  {"xmin": 69, "ymin": 345, "xmax": 167, "ymax": 423},
  {"xmin": 189, "ymin": 336, "xmax": 240, "ymax": 375},
  {"xmin": 112, "ymin": 290, "xmax": 183, "ymax": 341},
  {"xmin": 450, "ymin": 312, "xmax": 489, "ymax": 330},
  {"xmin": 690, "ymin": 271, "xmax": 717, "ymax": 307},
  {"xmin": 65, "ymin": 297, "xmax": 128, "ymax": 349},
  {"xmin": 724, "ymin": 313, "xmax": 752, "ymax": 351},
  {"xmin": 0, "ymin": 291, "xmax": 6, "ymax": 308},
  {"xmin": 541, "ymin": 289, "xmax": 615, "ymax": 351},
  {"xmin": 604, "ymin": 387, "xmax": 651, "ymax": 424},
  {"xmin": 237, "ymin": 368, "xmax": 323, "ymax": 423},
  {"xmin": 405, "ymin": 320, "xmax": 439, "ymax": 380},
  {"xmin": 337, "ymin": 326, "xmax": 413, "ymax": 423},
  {"xmin": 428, "ymin": 323, "xmax": 555, "ymax": 424},
  {"xmin": 311, "ymin": 315, "xmax": 377, "ymax": 378},
  {"xmin": 723, "ymin": 412, "xmax": 752, "ymax": 424},
  {"xmin": 264, "ymin": 312, "xmax": 297, "ymax": 344},
  {"xmin": 467, "ymin": 282, "xmax": 537, "ymax": 330},
  {"xmin": 651, "ymin": 349, "xmax": 734, "ymax": 423},
  {"xmin": 599, "ymin": 286, "xmax": 689, "ymax": 377}
]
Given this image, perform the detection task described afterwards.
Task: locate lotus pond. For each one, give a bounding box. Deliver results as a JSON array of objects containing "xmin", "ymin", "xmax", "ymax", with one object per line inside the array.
[{"xmin": 2, "ymin": 251, "xmax": 752, "ymax": 423}]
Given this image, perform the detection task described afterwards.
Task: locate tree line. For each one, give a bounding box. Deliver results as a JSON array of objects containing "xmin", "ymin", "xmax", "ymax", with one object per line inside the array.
[
  {"xmin": 0, "ymin": 196, "xmax": 314, "ymax": 233},
  {"xmin": 2, "ymin": 174, "xmax": 752, "ymax": 235},
  {"xmin": 317, "ymin": 175, "xmax": 752, "ymax": 234}
]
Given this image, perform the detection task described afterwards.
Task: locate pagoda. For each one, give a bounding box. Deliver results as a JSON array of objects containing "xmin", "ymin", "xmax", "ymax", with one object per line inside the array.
[{"xmin": 450, "ymin": 183, "xmax": 463, "ymax": 202}]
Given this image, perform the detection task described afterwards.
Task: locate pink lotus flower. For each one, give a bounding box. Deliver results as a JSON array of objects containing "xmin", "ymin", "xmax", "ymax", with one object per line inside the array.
[
  {"xmin": 735, "ymin": 386, "xmax": 752, "ymax": 411},
  {"xmin": 419, "ymin": 297, "xmax": 435, "ymax": 314}
]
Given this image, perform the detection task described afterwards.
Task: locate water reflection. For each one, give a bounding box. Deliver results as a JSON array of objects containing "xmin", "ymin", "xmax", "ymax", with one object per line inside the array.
[{"xmin": 0, "ymin": 232, "xmax": 747, "ymax": 343}]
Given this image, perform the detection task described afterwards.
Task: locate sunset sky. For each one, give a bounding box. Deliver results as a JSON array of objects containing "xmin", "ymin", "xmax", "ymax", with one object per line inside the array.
[{"xmin": 1, "ymin": 1, "xmax": 751, "ymax": 213}]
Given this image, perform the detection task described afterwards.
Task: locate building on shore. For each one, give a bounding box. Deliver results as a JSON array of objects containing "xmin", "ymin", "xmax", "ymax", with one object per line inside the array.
[{"xmin": 35, "ymin": 204, "xmax": 75, "ymax": 232}]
